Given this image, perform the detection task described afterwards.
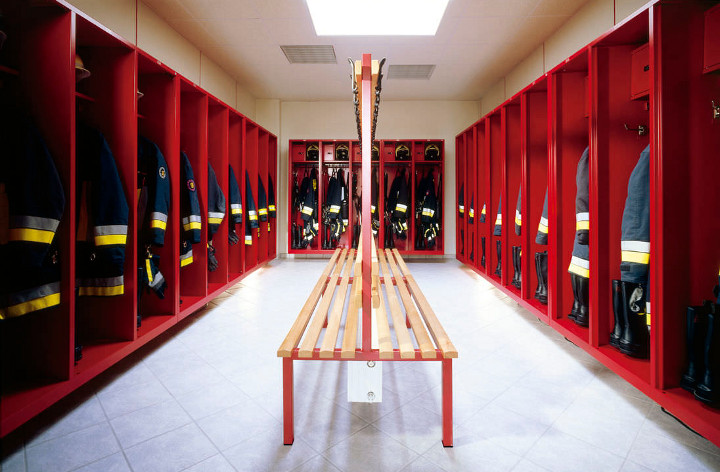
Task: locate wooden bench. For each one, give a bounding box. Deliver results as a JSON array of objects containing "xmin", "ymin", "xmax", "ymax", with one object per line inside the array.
[{"xmin": 277, "ymin": 239, "xmax": 457, "ymax": 446}]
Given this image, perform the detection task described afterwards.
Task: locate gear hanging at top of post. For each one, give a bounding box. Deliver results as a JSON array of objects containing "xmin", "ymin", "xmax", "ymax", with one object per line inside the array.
[{"xmin": 349, "ymin": 57, "xmax": 386, "ymax": 148}]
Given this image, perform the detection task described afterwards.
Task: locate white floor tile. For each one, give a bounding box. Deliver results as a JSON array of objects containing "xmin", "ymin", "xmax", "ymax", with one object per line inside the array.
[
  {"xmin": 627, "ymin": 428, "xmax": 720, "ymax": 472},
  {"xmin": 73, "ymin": 452, "xmax": 131, "ymax": 472},
  {"xmin": 183, "ymin": 453, "xmax": 237, "ymax": 472},
  {"xmin": 124, "ymin": 423, "xmax": 218, "ymax": 472},
  {"xmin": 109, "ymin": 398, "xmax": 192, "ymax": 449},
  {"xmin": 26, "ymin": 395, "xmax": 107, "ymax": 447},
  {"xmin": 25, "ymin": 422, "xmax": 120, "ymax": 472},
  {"xmin": 422, "ymin": 426, "xmax": 522, "ymax": 472},
  {"xmin": 525, "ymin": 427, "xmax": 625, "ymax": 472},
  {"xmin": 323, "ymin": 425, "xmax": 418, "ymax": 472}
]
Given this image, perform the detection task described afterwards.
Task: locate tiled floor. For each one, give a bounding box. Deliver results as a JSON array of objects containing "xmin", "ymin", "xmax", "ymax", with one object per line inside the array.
[{"xmin": 2, "ymin": 258, "xmax": 720, "ymax": 472}]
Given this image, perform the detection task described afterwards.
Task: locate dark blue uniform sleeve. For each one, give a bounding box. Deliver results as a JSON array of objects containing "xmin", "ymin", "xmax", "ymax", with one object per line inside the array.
[
  {"xmin": 181, "ymin": 152, "xmax": 201, "ymax": 244},
  {"xmin": 620, "ymin": 145, "xmax": 650, "ymax": 283},
  {"xmin": 535, "ymin": 188, "xmax": 548, "ymax": 246},
  {"xmin": 229, "ymin": 165, "xmax": 243, "ymax": 225},
  {"xmin": 245, "ymin": 171, "xmax": 259, "ymax": 229},
  {"xmin": 257, "ymin": 175, "xmax": 268, "ymax": 222},
  {"xmin": 493, "ymin": 198, "xmax": 502, "ymax": 236},
  {"xmin": 139, "ymin": 136, "xmax": 170, "ymax": 246},
  {"xmin": 268, "ymin": 175, "xmax": 276, "ymax": 218},
  {"xmin": 514, "ymin": 187, "xmax": 522, "ymax": 236},
  {"xmin": 207, "ymin": 162, "xmax": 226, "ymax": 241}
]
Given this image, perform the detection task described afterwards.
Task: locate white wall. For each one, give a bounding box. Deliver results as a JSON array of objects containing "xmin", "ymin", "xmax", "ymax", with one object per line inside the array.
[{"xmin": 278, "ymin": 100, "xmax": 479, "ymax": 255}]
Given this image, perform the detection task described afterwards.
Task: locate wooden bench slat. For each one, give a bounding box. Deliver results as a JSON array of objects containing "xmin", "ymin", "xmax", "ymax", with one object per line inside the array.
[
  {"xmin": 385, "ymin": 249, "xmax": 437, "ymax": 359},
  {"xmin": 298, "ymin": 248, "xmax": 348, "ymax": 358},
  {"xmin": 377, "ymin": 249, "xmax": 415, "ymax": 359},
  {"xmin": 392, "ymin": 249, "xmax": 458, "ymax": 359},
  {"xmin": 374, "ymin": 276, "xmax": 395, "ymax": 359},
  {"xmin": 319, "ymin": 249, "xmax": 355, "ymax": 358},
  {"xmin": 277, "ymin": 248, "xmax": 342, "ymax": 357},
  {"xmin": 341, "ymin": 242, "xmax": 363, "ymax": 358}
]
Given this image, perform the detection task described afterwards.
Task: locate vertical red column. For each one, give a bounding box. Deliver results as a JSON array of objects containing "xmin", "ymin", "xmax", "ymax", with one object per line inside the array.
[{"xmin": 361, "ymin": 54, "xmax": 372, "ymax": 352}]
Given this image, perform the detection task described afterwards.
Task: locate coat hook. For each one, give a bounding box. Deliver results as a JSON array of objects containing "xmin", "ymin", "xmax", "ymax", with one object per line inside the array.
[
  {"xmin": 624, "ymin": 123, "xmax": 647, "ymax": 136},
  {"xmin": 712, "ymin": 101, "xmax": 719, "ymax": 120}
]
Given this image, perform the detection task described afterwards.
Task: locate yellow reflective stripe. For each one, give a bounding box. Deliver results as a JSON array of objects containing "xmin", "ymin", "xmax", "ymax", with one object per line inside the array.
[
  {"xmin": 537, "ymin": 223, "xmax": 548, "ymax": 234},
  {"xmin": 259, "ymin": 208, "xmax": 268, "ymax": 215},
  {"xmin": 621, "ymin": 251, "xmax": 650, "ymax": 264},
  {"xmin": 94, "ymin": 234, "xmax": 127, "ymax": 246},
  {"xmin": 145, "ymin": 258, "xmax": 153, "ymax": 283},
  {"xmin": 231, "ymin": 208, "xmax": 242, "ymax": 215},
  {"xmin": 495, "ymin": 216, "xmax": 502, "ymax": 225},
  {"xmin": 0, "ymin": 292, "xmax": 61, "ymax": 319},
  {"xmin": 151, "ymin": 219, "xmax": 167, "ymax": 230},
  {"xmin": 469, "ymin": 209, "xmax": 474, "ymax": 218},
  {"xmin": 9, "ymin": 228, "xmax": 54, "ymax": 244},
  {"xmin": 568, "ymin": 263, "xmax": 590, "ymax": 278},
  {"xmin": 269, "ymin": 205, "xmax": 276, "ymax": 211},
  {"xmin": 181, "ymin": 255, "xmax": 193, "ymax": 267},
  {"xmin": 183, "ymin": 222, "xmax": 202, "ymax": 231},
  {"xmin": 576, "ymin": 221, "xmax": 589, "ymax": 231},
  {"xmin": 79, "ymin": 285, "xmax": 124, "ymax": 296},
  {"xmin": 250, "ymin": 214, "xmax": 260, "ymax": 220},
  {"xmin": 208, "ymin": 217, "xmax": 223, "ymax": 224},
  {"xmin": 515, "ymin": 216, "xmax": 522, "ymax": 227}
]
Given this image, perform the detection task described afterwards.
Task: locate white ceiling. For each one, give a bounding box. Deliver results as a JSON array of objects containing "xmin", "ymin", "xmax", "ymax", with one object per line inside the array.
[{"xmin": 142, "ymin": 0, "xmax": 591, "ymax": 101}]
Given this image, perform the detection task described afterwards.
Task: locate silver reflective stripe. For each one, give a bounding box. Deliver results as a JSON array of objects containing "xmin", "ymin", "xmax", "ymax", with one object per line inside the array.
[
  {"xmin": 245, "ymin": 235, "xmax": 252, "ymax": 241},
  {"xmin": 6, "ymin": 282, "xmax": 61, "ymax": 306},
  {"xmin": 576, "ymin": 212, "xmax": 589, "ymax": 222},
  {"xmin": 11, "ymin": 215, "xmax": 60, "ymax": 232},
  {"xmin": 249, "ymin": 211, "xmax": 257, "ymax": 216},
  {"xmin": 540, "ymin": 217, "xmax": 548, "ymax": 227},
  {"xmin": 182, "ymin": 215, "xmax": 201, "ymax": 224},
  {"xmin": 621, "ymin": 240, "xmax": 650, "ymax": 253},
  {"xmin": 515, "ymin": 210, "xmax": 521, "ymax": 221},
  {"xmin": 94, "ymin": 225, "xmax": 128, "ymax": 236},
  {"xmin": 570, "ymin": 256, "xmax": 590, "ymax": 269},
  {"xmin": 231, "ymin": 204, "xmax": 242, "ymax": 210},
  {"xmin": 78, "ymin": 275, "xmax": 124, "ymax": 287},
  {"xmin": 208, "ymin": 212, "xmax": 225, "ymax": 219},
  {"xmin": 181, "ymin": 249, "xmax": 193, "ymax": 260},
  {"xmin": 150, "ymin": 212, "xmax": 168, "ymax": 223},
  {"xmin": 148, "ymin": 271, "xmax": 165, "ymax": 288}
]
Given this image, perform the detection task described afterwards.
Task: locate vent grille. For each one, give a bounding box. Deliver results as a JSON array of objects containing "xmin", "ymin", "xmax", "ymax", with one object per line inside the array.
[
  {"xmin": 388, "ymin": 64, "xmax": 436, "ymax": 80},
  {"xmin": 280, "ymin": 45, "xmax": 337, "ymax": 64}
]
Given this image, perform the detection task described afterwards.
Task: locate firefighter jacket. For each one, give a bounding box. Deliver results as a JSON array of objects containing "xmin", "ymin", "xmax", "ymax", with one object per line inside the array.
[
  {"xmin": 76, "ymin": 124, "xmax": 129, "ymax": 297},
  {"xmin": 257, "ymin": 175, "xmax": 268, "ymax": 222},
  {"xmin": 493, "ymin": 198, "xmax": 502, "ymax": 236},
  {"xmin": 371, "ymin": 169, "xmax": 379, "ymax": 235},
  {"xmin": 207, "ymin": 162, "xmax": 226, "ymax": 241},
  {"xmin": 338, "ymin": 169, "xmax": 349, "ymax": 230},
  {"xmin": 536, "ymin": 188, "xmax": 548, "ymax": 245},
  {"xmin": 245, "ymin": 170, "xmax": 259, "ymax": 230},
  {"xmin": 180, "ymin": 152, "xmax": 201, "ymax": 267},
  {"xmin": 458, "ymin": 183, "xmax": 465, "ymax": 218},
  {"xmin": 268, "ymin": 174, "xmax": 276, "ymax": 218},
  {"xmin": 1, "ymin": 118, "xmax": 65, "ymax": 319},
  {"xmin": 137, "ymin": 136, "xmax": 170, "ymax": 247},
  {"xmin": 229, "ymin": 165, "xmax": 242, "ymax": 226},
  {"xmin": 620, "ymin": 145, "xmax": 650, "ymax": 284},
  {"xmin": 575, "ymin": 147, "xmax": 590, "ymax": 245},
  {"xmin": 468, "ymin": 194, "xmax": 475, "ymax": 225},
  {"xmin": 388, "ymin": 170, "xmax": 410, "ymax": 233},
  {"xmin": 514, "ymin": 187, "xmax": 522, "ymax": 236},
  {"xmin": 299, "ymin": 168, "xmax": 319, "ymax": 242},
  {"xmin": 479, "ymin": 202, "xmax": 486, "ymax": 223},
  {"xmin": 568, "ymin": 147, "xmax": 590, "ymax": 279},
  {"xmin": 418, "ymin": 172, "xmax": 440, "ymax": 243}
]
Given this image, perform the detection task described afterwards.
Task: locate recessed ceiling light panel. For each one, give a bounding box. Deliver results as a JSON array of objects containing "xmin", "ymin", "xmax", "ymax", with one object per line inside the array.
[{"xmin": 307, "ymin": 0, "xmax": 449, "ymax": 36}]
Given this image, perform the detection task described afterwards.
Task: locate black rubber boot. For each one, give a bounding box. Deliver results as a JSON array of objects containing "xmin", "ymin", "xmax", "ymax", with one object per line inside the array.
[
  {"xmin": 618, "ymin": 281, "xmax": 649, "ymax": 358},
  {"xmin": 511, "ymin": 246, "xmax": 521, "ymax": 289},
  {"xmin": 568, "ymin": 274, "xmax": 581, "ymax": 322},
  {"xmin": 695, "ymin": 306, "xmax": 718, "ymax": 405},
  {"xmin": 534, "ymin": 251, "xmax": 548, "ymax": 305},
  {"xmin": 610, "ymin": 280, "xmax": 624, "ymax": 349},
  {"xmin": 480, "ymin": 237, "xmax": 486, "ymax": 268},
  {"xmin": 494, "ymin": 240, "xmax": 502, "ymax": 277},
  {"xmin": 681, "ymin": 304, "xmax": 710, "ymax": 393},
  {"xmin": 572, "ymin": 275, "xmax": 589, "ymax": 327}
]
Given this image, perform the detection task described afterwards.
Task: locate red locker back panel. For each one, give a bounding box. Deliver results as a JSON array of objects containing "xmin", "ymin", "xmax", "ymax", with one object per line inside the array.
[
  {"xmin": 704, "ymin": 4, "xmax": 720, "ymax": 72},
  {"xmin": 630, "ymin": 43, "xmax": 650, "ymax": 99}
]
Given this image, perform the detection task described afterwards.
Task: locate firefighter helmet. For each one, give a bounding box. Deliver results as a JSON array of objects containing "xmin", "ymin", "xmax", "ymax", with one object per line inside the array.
[
  {"xmin": 335, "ymin": 143, "xmax": 349, "ymax": 161},
  {"xmin": 425, "ymin": 143, "xmax": 440, "ymax": 161},
  {"xmin": 395, "ymin": 144, "xmax": 410, "ymax": 161},
  {"xmin": 306, "ymin": 143, "xmax": 319, "ymax": 161}
]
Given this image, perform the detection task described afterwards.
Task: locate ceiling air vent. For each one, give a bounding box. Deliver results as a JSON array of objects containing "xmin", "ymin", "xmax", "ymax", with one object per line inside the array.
[
  {"xmin": 388, "ymin": 64, "xmax": 436, "ymax": 80},
  {"xmin": 280, "ymin": 45, "xmax": 337, "ymax": 64}
]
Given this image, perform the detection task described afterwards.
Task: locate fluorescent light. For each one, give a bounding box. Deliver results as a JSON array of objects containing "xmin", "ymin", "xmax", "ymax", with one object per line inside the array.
[{"xmin": 307, "ymin": 0, "xmax": 449, "ymax": 36}]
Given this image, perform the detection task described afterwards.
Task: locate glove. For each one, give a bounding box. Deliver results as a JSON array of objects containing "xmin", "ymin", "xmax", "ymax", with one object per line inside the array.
[
  {"xmin": 229, "ymin": 229, "xmax": 239, "ymax": 245},
  {"xmin": 142, "ymin": 254, "xmax": 167, "ymax": 299},
  {"xmin": 208, "ymin": 244, "xmax": 219, "ymax": 272}
]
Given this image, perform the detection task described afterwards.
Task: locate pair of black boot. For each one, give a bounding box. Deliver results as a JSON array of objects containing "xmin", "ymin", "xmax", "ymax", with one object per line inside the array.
[
  {"xmin": 609, "ymin": 280, "xmax": 649, "ymax": 358},
  {"xmin": 511, "ymin": 246, "xmax": 521, "ymax": 289},
  {"xmin": 568, "ymin": 274, "xmax": 589, "ymax": 327},
  {"xmin": 494, "ymin": 240, "xmax": 502, "ymax": 277},
  {"xmin": 534, "ymin": 251, "xmax": 548, "ymax": 304},
  {"xmin": 681, "ymin": 301, "xmax": 719, "ymax": 405},
  {"xmin": 290, "ymin": 223, "xmax": 301, "ymax": 249},
  {"xmin": 480, "ymin": 237, "xmax": 486, "ymax": 268}
]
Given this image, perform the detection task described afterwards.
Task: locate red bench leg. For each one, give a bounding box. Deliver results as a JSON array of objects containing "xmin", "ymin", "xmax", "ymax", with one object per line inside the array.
[
  {"xmin": 283, "ymin": 357, "xmax": 294, "ymax": 445},
  {"xmin": 442, "ymin": 359, "xmax": 453, "ymax": 447}
]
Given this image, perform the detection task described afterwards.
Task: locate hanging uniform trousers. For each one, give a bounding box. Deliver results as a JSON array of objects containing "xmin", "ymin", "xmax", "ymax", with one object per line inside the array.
[
  {"xmin": 479, "ymin": 202, "xmax": 486, "ymax": 267},
  {"xmin": 568, "ymin": 146, "xmax": 590, "ymax": 326},
  {"xmin": 245, "ymin": 170, "xmax": 259, "ymax": 245},
  {"xmin": 268, "ymin": 174, "xmax": 276, "ymax": 220},
  {"xmin": 457, "ymin": 183, "xmax": 464, "ymax": 255},
  {"xmin": 76, "ymin": 124, "xmax": 129, "ymax": 297},
  {"xmin": 207, "ymin": 163, "xmax": 226, "ymax": 272},
  {"xmin": 371, "ymin": 169, "xmax": 379, "ymax": 237},
  {"xmin": 228, "ymin": 165, "xmax": 242, "ymax": 245},
  {"xmin": 534, "ymin": 188, "xmax": 549, "ymax": 304},
  {"xmin": 611, "ymin": 145, "xmax": 650, "ymax": 358},
  {"xmin": 0, "ymin": 118, "xmax": 65, "ymax": 319},
  {"xmin": 511, "ymin": 187, "xmax": 522, "ymax": 289},
  {"xmin": 418, "ymin": 172, "xmax": 439, "ymax": 248},
  {"xmin": 136, "ymin": 136, "xmax": 170, "ymax": 326},
  {"xmin": 389, "ymin": 170, "xmax": 410, "ymax": 240},
  {"xmin": 494, "ymin": 197, "xmax": 502, "ymax": 277},
  {"xmin": 257, "ymin": 175, "xmax": 268, "ymax": 224},
  {"xmin": 324, "ymin": 173, "xmax": 342, "ymax": 248},
  {"xmin": 299, "ymin": 169, "xmax": 318, "ymax": 245},
  {"xmin": 180, "ymin": 152, "xmax": 201, "ymax": 267},
  {"xmin": 468, "ymin": 194, "xmax": 475, "ymax": 261}
]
